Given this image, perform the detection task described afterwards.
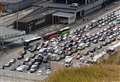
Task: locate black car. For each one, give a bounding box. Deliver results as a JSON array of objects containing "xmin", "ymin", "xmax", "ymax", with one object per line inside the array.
[{"xmin": 17, "ymin": 55, "xmax": 24, "ymax": 60}]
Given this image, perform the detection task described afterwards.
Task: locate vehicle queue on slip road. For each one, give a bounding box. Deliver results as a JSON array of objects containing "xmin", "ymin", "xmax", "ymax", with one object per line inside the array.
[{"xmin": 1, "ymin": 9, "xmax": 120, "ymax": 74}]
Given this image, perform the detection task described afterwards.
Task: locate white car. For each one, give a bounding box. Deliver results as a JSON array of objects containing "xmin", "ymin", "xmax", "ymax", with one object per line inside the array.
[
  {"xmin": 9, "ymin": 58, "xmax": 16, "ymax": 64},
  {"xmin": 16, "ymin": 65, "xmax": 28, "ymax": 72},
  {"xmin": 46, "ymin": 69, "xmax": 51, "ymax": 74}
]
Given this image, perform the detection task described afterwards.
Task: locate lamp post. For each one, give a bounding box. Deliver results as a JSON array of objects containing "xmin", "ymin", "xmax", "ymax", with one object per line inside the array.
[
  {"xmin": 16, "ymin": 2, "xmax": 20, "ymax": 30},
  {"xmin": 66, "ymin": 0, "xmax": 68, "ymax": 4}
]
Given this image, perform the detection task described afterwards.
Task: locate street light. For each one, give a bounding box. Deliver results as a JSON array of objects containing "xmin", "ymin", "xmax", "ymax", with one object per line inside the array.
[
  {"xmin": 66, "ymin": 0, "xmax": 68, "ymax": 4},
  {"xmin": 16, "ymin": 2, "xmax": 19, "ymax": 30}
]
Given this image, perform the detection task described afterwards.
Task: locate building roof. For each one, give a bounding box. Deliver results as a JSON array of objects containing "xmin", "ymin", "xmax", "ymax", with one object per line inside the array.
[
  {"xmin": 0, "ymin": 0, "xmax": 22, "ymax": 3},
  {"xmin": 18, "ymin": 8, "xmax": 56, "ymax": 23},
  {"xmin": 53, "ymin": 12, "xmax": 75, "ymax": 18},
  {"xmin": 0, "ymin": 26, "xmax": 25, "ymax": 40}
]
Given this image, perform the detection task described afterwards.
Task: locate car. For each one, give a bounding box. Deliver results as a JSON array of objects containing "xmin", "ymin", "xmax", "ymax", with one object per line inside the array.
[
  {"xmin": 24, "ymin": 61, "xmax": 33, "ymax": 68},
  {"xmin": 16, "ymin": 65, "xmax": 28, "ymax": 72},
  {"xmin": 25, "ymin": 57, "xmax": 31, "ymax": 62},
  {"xmin": 99, "ymin": 37, "xmax": 105, "ymax": 41},
  {"xmin": 89, "ymin": 48, "xmax": 96, "ymax": 53},
  {"xmin": 0, "ymin": 65, "xmax": 4, "ymax": 69},
  {"xmin": 21, "ymin": 50, "xmax": 26, "ymax": 56},
  {"xmin": 90, "ymin": 37, "xmax": 95, "ymax": 42},
  {"xmin": 117, "ymin": 35, "xmax": 120, "ymax": 40},
  {"xmin": 76, "ymin": 54, "xmax": 82, "ymax": 60},
  {"xmin": 94, "ymin": 35, "xmax": 99, "ymax": 39},
  {"xmin": 34, "ymin": 61, "xmax": 39, "ymax": 65},
  {"xmin": 92, "ymin": 39, "xmax": 98, "ymax": 44},
  {"xmin": 89, "ymin": 52, "xmax": 94, "ymax": 57},
  {"xmin": 111, "ymin": 37, "xmax": 116, "ymax": 42},
  {"xmin": 78, "ymin": 43, "xmax": 85, "ymax": 50},
  {"xmin": 43, "ymin": 56, "xmax": 49, "ymax": 63},
  {"xmin": 102, "ymin": 42, "xmax": 107, "ymax": 46},
  {"xmin": 28, "ymin": 45, "xmax": 37, "ymax": 52},
  {"xmin": 9, "ymin": 58, "xmax": 16, "ymax": 64},
  {"xmin": 37, "ymin": 69, "xmax": 42, "ymax": 74},
  {"xmin": 85, "ymin": 42, "xmax": 90, "ymax": 47},
  {"xmin": 98, "ymin": 24, "xmax": 102, "ymax": 28},
  {"xmin": 31, "ymin": 64, "xmax": 39, "ymax": 69},
  {"xmin": 29, "ymin": 68, "xmax": 37, "ymax": 73},
  {"xmin": 46, "ymin": 69, "xmax": 52, "ymax": 74},
  {"xmin": 35, "ymin": 55, "xmax": 43, "ymax": 62},
  {"xmin": 106, "ymin": 39, "xmax": 111, "ymax": 44},
  {"xmin": 30, "ymin": 59, "xmax": 36, "ymax": 64},
  {"xmin": 96, "ymin": 45, "xmax": 102, "ymax": 50},
  {"xmin": 17, "ymin": 55, "xmax": 24, "ymax": 60},
  {"xmin": 82, "ymin": 51, "xmax": 89, "ymax": 56},
  {"xmin": 3, "ymin": 62, "xmax": 11, "ymax": 67},
  {"xmin": 71, "ymin": 47, "xmax": 78, "ymax": 53},
  {"xmin": 30, "ymin": 54, "xmax": 37, "ymax": 59}
]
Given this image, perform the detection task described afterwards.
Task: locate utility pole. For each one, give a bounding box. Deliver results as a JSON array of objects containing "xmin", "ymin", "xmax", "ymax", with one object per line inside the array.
[
  {"xmin": 16, "ymin": 2, "xmax": 19, "ymax": 30},
  {"xmin": 66, "ymin": 0, "xmax": 68, "ymax": 4}
]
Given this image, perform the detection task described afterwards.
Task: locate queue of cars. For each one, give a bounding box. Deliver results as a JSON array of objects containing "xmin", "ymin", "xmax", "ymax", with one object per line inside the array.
[
  {"xmin": 1, "ymin": 48, "xmax": 51, "ymax": 74},
  {"xmin": 1, "ymin": 9, "xmax": 120, "ymax": 73}
]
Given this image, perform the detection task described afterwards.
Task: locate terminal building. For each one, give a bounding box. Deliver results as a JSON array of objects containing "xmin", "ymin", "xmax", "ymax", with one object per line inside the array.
[{"xmin": 14, "ymin": 0, "xmax": 114, "ymax": 33}]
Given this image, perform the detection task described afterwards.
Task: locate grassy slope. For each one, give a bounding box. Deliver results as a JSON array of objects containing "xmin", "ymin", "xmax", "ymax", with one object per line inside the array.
[
  {"xmin": 98, "ymin": 51, "xmax": 120, "ymax": 65},
  {"xmin": 47, "ymin": 51, "xmax": 120, "ymax": 82},
  {"xmin": 48, "ymin": 65, "xmax": 120, "ymax": 82}
]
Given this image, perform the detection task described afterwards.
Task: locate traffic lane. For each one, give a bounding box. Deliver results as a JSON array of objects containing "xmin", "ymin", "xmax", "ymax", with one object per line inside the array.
[
  {"xmin": 0, "ymin": 69, "xmax": 48, "ymax": 82},
  {"xmin": 0, "ymin": 48, "xmax": 23, "ymax": 66},
  {"xmin": 4, "ymin": 51, "xmax": 33, "ymax": 72},
  {"xmin": 1, "ymin": 49, "xmax": 52, "ymax": 75},
  {"xmin": 70, "ymin": 25, "xmax": 120, "ymax": 66},
  {"xmin": 33, "ymin": 24, "xmax": 65, "ymax": 36}
]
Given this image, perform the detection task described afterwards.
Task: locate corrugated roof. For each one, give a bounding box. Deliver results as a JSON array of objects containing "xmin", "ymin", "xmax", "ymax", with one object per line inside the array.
[
  {"xmin": 18, "ymin": 8, "xmax": 56, "ymax": 23},
  {"xmin": 53, "ymin": 12, "xmax": 75, "ymax": 18}
]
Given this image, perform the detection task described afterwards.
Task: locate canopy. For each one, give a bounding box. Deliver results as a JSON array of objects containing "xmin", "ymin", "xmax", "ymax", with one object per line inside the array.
[{"xmin": 53, "ymin": 12, "xmax": 75, "ymax": 18}]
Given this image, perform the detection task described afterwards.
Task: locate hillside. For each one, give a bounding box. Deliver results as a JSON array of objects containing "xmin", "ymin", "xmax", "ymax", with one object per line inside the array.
[{"xmin": 47, "ymin": 50, "xmax": 120, "ymax": 82}]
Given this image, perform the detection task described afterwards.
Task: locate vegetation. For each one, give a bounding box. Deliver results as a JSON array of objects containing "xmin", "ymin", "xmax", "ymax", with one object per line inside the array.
[
  {"xmin": 47, "ymin": 65, "xmax": 120, "ymax": 82},
  {"xmin": 98, "ymin": 50, "xmax": 120, "ymax": 64},
  {"xmin": 47, "ymin": 50, "xmax": 120, "ymax": 82}
]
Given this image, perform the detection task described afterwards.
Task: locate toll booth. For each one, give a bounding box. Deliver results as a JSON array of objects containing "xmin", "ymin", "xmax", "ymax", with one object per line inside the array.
[{"xmin": 52, "ymin": 12, "xmax": 76, "ymax": 24}]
